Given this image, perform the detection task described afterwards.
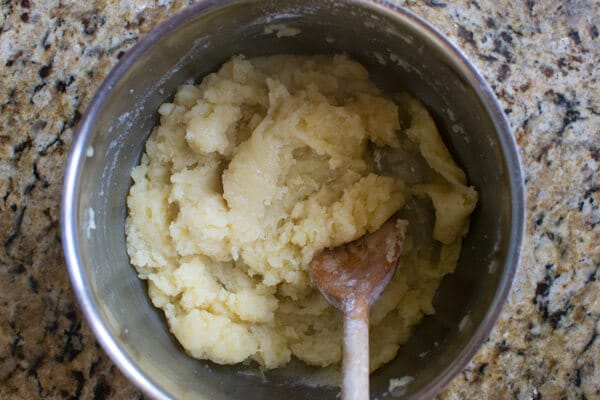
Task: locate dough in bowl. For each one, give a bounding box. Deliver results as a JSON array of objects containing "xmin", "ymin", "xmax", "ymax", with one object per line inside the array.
[{"xmin": 126, "ymin": 54, "xmax": 478, "ymax": 370}]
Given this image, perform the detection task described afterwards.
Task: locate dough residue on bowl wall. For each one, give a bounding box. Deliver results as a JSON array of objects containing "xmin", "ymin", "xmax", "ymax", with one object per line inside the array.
[
  {"xmin": 125, "ymin": 54, "xmax": 478, "ymax": 371},
  {"xmin": 263, "ymin": 24, "xmax": 301, "ymax": 37}
]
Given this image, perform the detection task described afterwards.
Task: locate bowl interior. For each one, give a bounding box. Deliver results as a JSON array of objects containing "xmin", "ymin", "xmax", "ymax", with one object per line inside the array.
[{"xmin": 65, "ymin": 1, "xmax": 520, "ymax": 399}]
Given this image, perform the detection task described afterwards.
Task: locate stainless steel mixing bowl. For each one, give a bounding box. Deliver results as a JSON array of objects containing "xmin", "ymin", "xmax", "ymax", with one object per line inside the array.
[{"xmin": 61, "ymin": 1, "xmax": 524, "ymax": 399}]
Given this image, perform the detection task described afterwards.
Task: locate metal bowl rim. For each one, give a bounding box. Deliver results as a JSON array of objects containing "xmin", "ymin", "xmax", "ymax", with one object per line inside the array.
[{"xmin": 61, "ymin": 1, "xmax": 525, "ymax": 399}]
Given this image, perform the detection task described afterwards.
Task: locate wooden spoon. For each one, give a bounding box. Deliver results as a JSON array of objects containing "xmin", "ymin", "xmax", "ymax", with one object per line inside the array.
[{"xmin": 309, "ymin": 217, "xmax": 407, "ymax": 400}]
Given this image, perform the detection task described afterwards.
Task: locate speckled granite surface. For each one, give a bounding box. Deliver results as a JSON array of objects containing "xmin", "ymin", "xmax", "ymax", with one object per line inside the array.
[{"xmin": 0, "ymin": 1, "xmax": 598, "ymax": 399}]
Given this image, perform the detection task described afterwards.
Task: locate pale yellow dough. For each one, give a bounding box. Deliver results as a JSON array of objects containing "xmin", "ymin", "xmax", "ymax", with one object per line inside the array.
[{"xmin": 126, "ymin": 55, "xmax": 478, "ymax": 370}]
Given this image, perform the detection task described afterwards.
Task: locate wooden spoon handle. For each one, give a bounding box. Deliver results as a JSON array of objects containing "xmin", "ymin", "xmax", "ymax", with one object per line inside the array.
[{"xmin": 342, "ymin": 301, "xmax": 370, "ymax": 400}]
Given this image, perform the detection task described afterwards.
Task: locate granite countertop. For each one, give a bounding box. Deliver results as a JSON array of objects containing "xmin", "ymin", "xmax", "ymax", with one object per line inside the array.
[{"xmin": 1, "ymin": 1, "xmax": 598, "ymax": 398}]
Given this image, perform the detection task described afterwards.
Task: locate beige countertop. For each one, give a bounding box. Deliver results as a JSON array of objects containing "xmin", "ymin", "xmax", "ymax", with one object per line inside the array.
[{"xmin": 0, "ymin": 1, "xmax": 598, "ymax": 398}]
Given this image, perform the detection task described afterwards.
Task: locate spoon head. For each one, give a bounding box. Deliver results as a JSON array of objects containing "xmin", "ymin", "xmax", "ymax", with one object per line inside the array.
[{"xmin": 309, "ymin": 217, "xmax": 407, "ymax": 311}]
